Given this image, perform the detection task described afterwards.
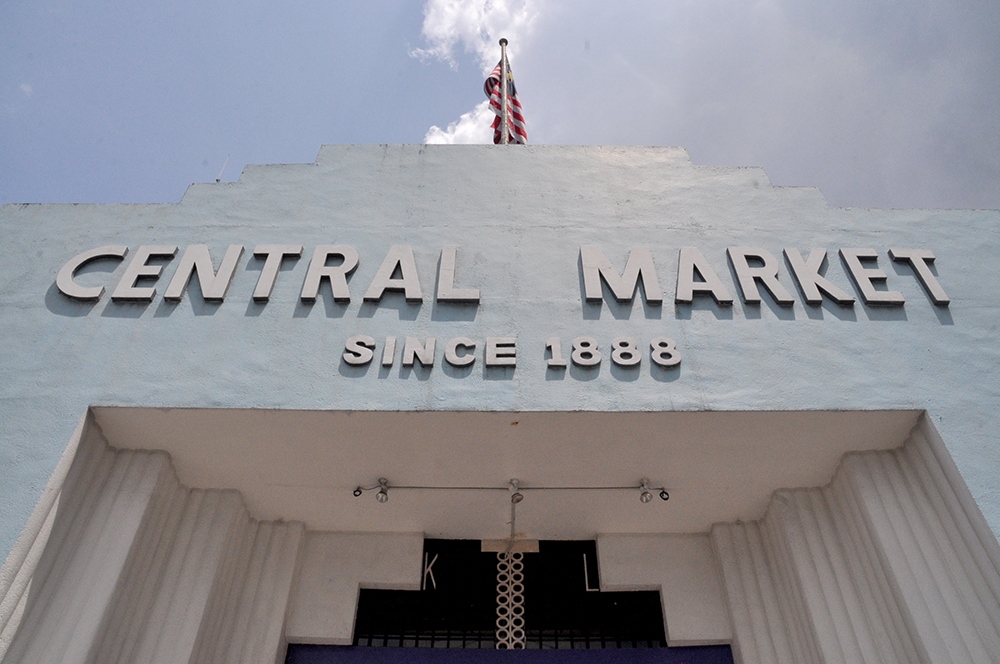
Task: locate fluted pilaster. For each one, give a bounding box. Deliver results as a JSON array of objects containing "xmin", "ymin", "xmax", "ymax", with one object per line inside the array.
[
  {"xmin": 712, "ymin": 416, "xmax": 1000, "ymax": 664},
  {"xmin": 1, "ymin": 419, "xmax": 303, "ymax": 664}
]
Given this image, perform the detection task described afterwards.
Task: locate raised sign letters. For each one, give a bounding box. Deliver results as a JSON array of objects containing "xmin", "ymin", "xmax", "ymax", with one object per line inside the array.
[
  {"xmin": 580, "ymin": 245, "xmax": 948, "ymax": 308},
  {"xmin": 53, "ymin": 241, "xmax": 949, "ymax": 380},
  {"xmin": 56, "ymin": 243, "xmax": 949, "ymax": 309}
]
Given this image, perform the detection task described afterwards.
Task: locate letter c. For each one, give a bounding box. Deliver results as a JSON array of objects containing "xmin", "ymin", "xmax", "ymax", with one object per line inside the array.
[
  {"xmin": 56, "ymin": 246, "xmax": 129, "ymax": 300},
  {"xmin": 444, "ymin": 337, "xmax": 477, "ymax": 367}
]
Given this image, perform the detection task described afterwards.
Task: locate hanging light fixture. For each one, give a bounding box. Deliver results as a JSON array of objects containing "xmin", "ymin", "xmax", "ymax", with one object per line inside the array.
[
  {"xmin": 351, "ymin": 477, "xmax": 670, "ymax": 503},
  {"xmin": 639, "ymin": 479, "xmax": 654, "ymax": 503},
  {"xmin": 375, "ymin": 477, "xmax": 389, "ymax": 503},
  {"xmin": 509, "ymin": 478, "xmax": 524, "ymax": 504}
]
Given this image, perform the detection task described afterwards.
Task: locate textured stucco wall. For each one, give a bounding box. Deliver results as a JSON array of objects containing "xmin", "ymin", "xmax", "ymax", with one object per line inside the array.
[{"xmin": 1, "ymin": 144, "xmax": 998, "ymax": 559}]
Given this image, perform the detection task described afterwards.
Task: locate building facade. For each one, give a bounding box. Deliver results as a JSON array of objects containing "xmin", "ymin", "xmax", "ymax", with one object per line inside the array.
[{"xmin": 0, "ymin": 145, "xmax": 999, "ymax": 662}]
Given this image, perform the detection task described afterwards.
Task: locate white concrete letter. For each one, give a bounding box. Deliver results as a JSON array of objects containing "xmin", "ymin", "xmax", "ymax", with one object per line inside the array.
[
  {"xmin": 436, "ymin": 246, "xmax": 479, "ymax": 303},
  {"xmin": 727, "ymin": 247, "xmax": 795, "ymax": 306},
  {"xmin": 784, "ymin": 248, "xmax": 855, "ymax": 306},
  {"xmin": 381, "ymin": 337, "xmax": 397, "ymax": 367},
  {"xmin": 402, "ymin": 337, "xmax": 436, "ymax": 367},
  {"xmin": 111, "ymin": 245, "xmax": 178, "ymax": 302},
  {"xmin": 581, "ymin": 245, "xmax": 662, "ymax": 304},
  {"xmin": 301, "ymin": 245, "xmax": 359, "ymax": 302},
  {"xmin": 343, "ymin": 335, "xmax": 376, "ymax": 366},
  {"xmin": 889, "ymin": 248, "xmax": 950, "ymax": 306},
  {"xmin": 675, "ymin": 248, "xmax": 733, "ymax": 305},
  {"xmin": 56, "ymin": 245, "xmax": 129, "ymax": 301},
  {"xmin": 840, "ymin": 248, "xmax": 904, "ymax": 305},
  {"xmin": 444, "ymin": 337, "xmax": 477, "ymax": 366},
  {"xmin": 486, "ymin": 337, "xmax": 517, "ymax": 367},
  {"xmin": 364, "ymin": 245, "xmax": 423, "ymax": 302},
  {"xmin": 164, "ymin": 244, "xmax": 244, "ymax": 302},
  {"xmin": 252, "ymin": 245, "xmax": 303, "ymax": 302}
]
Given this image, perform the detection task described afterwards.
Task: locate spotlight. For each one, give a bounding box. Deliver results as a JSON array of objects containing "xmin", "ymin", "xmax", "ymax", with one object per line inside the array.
[
  {"xmin": 376, "ymin": 478, "xmax": 389, "ymax": 503},
  {"xmin": 640, "ymin": 478, "xmax": 653, "ymax": 503},
  {"xmin": 353, "ymin": 487, "xmax": 363, "ymax": 497},
  {"xmin": 508, "ymin": 478, "xmax": 523, "ymax": 504},
  {"xmin": 659, "ymin": 490, "xmax": 670, "ymax": 501}
]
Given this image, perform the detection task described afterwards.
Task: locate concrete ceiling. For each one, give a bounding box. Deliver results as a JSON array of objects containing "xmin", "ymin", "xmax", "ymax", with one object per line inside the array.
[{"xmin": 92, "ymin": 408, "xmax": 921, "ymax": 539}]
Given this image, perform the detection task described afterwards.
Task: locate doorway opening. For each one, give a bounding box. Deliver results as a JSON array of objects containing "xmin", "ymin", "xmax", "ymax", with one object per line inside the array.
[{"xmin": 286, "ymin": 539, "xmax": 733, "ymax": 663}]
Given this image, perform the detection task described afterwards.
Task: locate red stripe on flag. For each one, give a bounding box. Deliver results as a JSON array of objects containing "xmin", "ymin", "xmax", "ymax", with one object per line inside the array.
[{"xmin": 484, "ymin": 59, "xmax": 527, "ymax": 144}]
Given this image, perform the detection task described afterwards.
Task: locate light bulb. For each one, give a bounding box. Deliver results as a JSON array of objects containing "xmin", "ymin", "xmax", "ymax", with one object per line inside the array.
[{"xmin": 639, "ymin": 478, "xmax": 653, "ymax": 503}]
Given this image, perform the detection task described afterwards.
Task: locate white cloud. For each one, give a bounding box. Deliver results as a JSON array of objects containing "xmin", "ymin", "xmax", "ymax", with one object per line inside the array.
[
  {"xmin": 415, "ymin": 0, "xmax": 539, "ymax": 145},
  {"xmin": 411, "ymin": 0, "xmax": 1000, "ymax": 206},
  {"xmin": 412, "ymin": 0, "xmax": 539, "ymax": 73},
  {"xmin": 19, "ymin": 83, "xmax": 33, "ymax": 97},
  {"xmin": 424, "ymin": 100, "xmax": 494, "ymax": 143}
]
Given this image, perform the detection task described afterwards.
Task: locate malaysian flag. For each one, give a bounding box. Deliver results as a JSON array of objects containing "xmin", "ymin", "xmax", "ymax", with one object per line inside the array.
[{"xmin": 484, "ymin": 57, "xmax": 527, "ymax": 145}]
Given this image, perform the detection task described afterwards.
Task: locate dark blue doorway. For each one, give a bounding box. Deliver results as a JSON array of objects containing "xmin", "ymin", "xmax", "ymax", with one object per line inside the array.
[{"xmin": 286, "ymin": 645, "xmax": 734, "ymax": 663}]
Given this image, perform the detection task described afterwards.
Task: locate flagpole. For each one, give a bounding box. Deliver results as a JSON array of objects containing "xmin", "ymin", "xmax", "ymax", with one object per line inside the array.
[{"xmin": 499, "ymin": 38, "xmax": 510, "ymax": 145}]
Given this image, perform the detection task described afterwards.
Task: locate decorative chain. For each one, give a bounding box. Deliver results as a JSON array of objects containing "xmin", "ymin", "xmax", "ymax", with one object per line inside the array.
[{"xmin": 495, "ymin": 551, "xmax": 526, "ymax": 649}]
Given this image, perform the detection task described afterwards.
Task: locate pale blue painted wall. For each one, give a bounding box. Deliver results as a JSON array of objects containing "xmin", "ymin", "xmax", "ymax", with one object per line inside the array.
[{"xmin": 1, "ymin": 144, "xmax": 998, "ymax": 558}]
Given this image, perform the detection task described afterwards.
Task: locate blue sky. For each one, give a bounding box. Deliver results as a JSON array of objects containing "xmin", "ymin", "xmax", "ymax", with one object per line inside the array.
[{"xmin": 2, "ymin": 0, "xmax": 998, "ymax": 209}]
